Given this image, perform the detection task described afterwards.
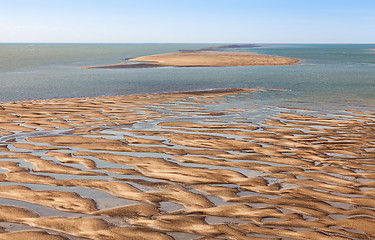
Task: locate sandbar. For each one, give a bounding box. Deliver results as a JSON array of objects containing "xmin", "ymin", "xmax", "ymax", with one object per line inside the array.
[{"xmin": 85, "ymin": 52, "xmax": 300, "ymax": 69}]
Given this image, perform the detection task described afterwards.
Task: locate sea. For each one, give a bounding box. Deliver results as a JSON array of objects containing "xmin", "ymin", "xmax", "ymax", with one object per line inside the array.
[{"xmin": 0, "ymin": 43, "xmax": 374, "ymax": 112}]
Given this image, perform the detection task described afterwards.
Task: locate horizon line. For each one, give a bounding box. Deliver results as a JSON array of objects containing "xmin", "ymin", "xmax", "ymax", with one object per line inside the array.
[{"xmin": 1, "ymin": 42, "xmax": 375, "ymax": 45}]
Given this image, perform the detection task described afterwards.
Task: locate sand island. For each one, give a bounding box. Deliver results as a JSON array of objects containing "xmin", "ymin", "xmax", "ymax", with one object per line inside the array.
[{"xmin": 85, "ymin": 51, "xmax": 300, "ymax": 69}]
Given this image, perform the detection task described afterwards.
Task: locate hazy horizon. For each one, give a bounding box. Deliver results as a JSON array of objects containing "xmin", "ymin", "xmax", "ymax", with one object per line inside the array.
[
  {"xmin": 1, "ymin": 42, "xmax": 375, "ymax": 44},
  {"xmin": 1, "ymin": 0, "xmax": 374, "ymax": 44}
]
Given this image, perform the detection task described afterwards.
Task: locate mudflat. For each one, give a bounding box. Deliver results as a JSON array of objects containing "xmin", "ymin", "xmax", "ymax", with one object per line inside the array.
[
  {"xmin": 0, "ymin": 89, "xmax": 374, "ymax": 239},
  {"xmin": 85, "ymin": 52, "xmax": 300, "ymax": 69}
]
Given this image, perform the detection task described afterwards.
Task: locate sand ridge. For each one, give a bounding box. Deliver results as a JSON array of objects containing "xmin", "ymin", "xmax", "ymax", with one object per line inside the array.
[{"xmin": 0, "ymin": 88, "xmax": 374, "ymax": 239}]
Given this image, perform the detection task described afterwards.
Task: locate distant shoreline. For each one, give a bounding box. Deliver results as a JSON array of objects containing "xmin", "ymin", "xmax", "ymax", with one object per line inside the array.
[
  {"xmin": 178, "ymin": 44, "xmax": 261, "ymax": 52},
  {"xmin": 85, "ymin": 51, "xmax": 300, "ymax": 69}
]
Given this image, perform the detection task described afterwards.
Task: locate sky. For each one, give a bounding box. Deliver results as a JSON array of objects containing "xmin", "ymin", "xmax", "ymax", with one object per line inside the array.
[{"xmin": 1, "ymin": 0, "xmax": 374, "ymax": 43}]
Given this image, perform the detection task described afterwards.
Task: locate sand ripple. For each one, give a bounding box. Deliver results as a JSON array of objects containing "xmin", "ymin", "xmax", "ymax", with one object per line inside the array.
[{"xmin": 0, "ymin": 89, "xmax": 374, "ymax": 239}]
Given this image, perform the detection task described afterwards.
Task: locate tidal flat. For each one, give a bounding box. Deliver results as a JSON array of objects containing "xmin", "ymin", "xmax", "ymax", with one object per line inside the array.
[{"xmin": 0, "ymin": 89, "xmax": 374, "ymax": 239}]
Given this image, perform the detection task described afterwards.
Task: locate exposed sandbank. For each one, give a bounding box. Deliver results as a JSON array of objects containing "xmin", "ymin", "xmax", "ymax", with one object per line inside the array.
[
  {"xmin": 85, "ymin": 52, "xmax": 300, "ymax": 69},
  {"xmin": 0, "ymin": 89, "xmax": 374, "ymax": 239}
]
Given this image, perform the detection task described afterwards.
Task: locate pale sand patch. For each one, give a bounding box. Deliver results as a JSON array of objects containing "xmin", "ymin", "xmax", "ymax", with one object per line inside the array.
[
  {"xmin": 11, "ymin": 143, "xmax": 67, "ymax": 151},
  {"xmin": 2, "ymin": 154, "xmax": 103, "ymax": 176},
  {"xmin": 0, "ymin": 161, "xmax": 27, "ymax": 172},
  {"xmin": 0, "ymin": 231, "xmax": 69, "ymax": 240},
  {"xmin": 0, "ymin": 130, "xmax": 13, "ymax": 135},
  {"xmin": 25, "ymin": 217, "xmax": 172, "ymax": 240},
  {"xmin": 85, "ymin": 51, "xmax": 300, "ymax": 68},
  {"xmin": 0, "ymin": 123, "xmax": 35, "ymax": 132},
  {"xmin": 94, "ymin": 204, "xmax": 159, "ymax": 218},
  {"xmin": 0, "ymin": 185, "xmax": 97, "ymax": 213},
  {"xmin": 124, "ymin": 136, "xmax": 167, "ymax": 145}
]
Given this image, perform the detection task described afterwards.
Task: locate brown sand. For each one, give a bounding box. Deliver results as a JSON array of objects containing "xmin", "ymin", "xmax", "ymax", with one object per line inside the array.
[
  {"xmin": 0, "ymin": 88, "xmax": 374, "ymax": 239},
  {"xmin": 85, "ymin": 52, "xmax": 300, "ymax": 68}
]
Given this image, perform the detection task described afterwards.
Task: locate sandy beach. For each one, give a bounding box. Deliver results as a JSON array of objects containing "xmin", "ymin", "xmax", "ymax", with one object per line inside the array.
[
  {"xmin": 0, "ymin": 89, "xmax": 374, "ymax": 239},
  {"xmin": 85, "ymin": 52, "xmax": 300, "ymax": 69}
]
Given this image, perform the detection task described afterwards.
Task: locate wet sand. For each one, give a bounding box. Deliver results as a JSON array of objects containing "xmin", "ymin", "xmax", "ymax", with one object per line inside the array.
[
  {"xmin": 85, "ymin": 52, "xmax": 300, "ymax": 69},
  {"xmin": 0, "ymin": 89, "xmax": 374, "ymax": 239}
]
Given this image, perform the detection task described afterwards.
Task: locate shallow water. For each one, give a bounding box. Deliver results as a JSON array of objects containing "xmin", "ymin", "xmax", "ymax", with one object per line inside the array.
[{"xmin": 0, "ymin": 43, "xmax": 374, "ymax": 110}]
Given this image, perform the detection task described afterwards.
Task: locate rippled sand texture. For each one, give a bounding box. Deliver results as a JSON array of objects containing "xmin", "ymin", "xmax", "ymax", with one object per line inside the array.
[{"xmin": 0, "ymin": 89, "xmax": 374, "ymax": 240}]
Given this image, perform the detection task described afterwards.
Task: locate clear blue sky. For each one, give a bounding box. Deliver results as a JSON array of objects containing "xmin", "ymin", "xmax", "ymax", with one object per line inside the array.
[{"xmin": 1, "ymin": 0, "xmax": 374, "ymax": 43}]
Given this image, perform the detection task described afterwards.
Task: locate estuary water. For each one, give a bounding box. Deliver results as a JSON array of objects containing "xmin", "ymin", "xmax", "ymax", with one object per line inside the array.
[{"xmin": 0, "ymin": 43, "xmax": 374, "ymax": 110}]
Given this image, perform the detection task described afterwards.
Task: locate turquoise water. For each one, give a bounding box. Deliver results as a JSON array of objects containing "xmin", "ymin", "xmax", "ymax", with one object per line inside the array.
[{"xmin": 0, "ymin": 43, "xmax": 374, "ymax": 110}]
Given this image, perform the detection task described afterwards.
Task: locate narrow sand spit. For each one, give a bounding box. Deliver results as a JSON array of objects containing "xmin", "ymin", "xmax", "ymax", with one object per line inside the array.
[
  {"xmin": 0, "ymin": 88, "xmax": 374, "ymax": 239},
  {"xmin": 85, "ymin": 52, "xmax": 300, "ymax": 68}
]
